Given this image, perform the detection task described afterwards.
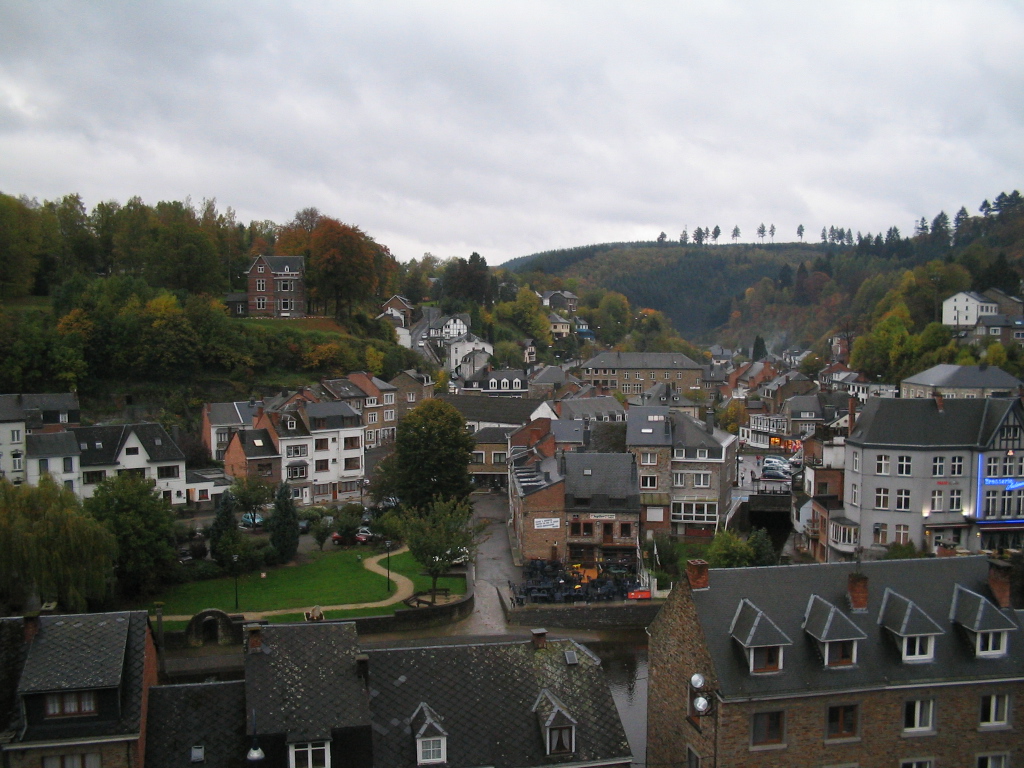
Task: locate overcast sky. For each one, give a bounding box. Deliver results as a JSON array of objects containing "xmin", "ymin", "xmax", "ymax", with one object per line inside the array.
[{"xmin": 2, "ymin": 2, "xmax": 1022, "ymax": 264}]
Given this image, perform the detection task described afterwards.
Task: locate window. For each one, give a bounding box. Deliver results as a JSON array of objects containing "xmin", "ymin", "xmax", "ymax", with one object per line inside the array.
[
  {"xmin": 287, "ymin": 465, "xmax": 307, "ymax": 480},
  {"xmin": 367, "ymin": 412, "xmax": 378, "ymax": 424},
  {"xmin": 256, "ymin": 296, "xmax": 267, "ymax": 310},
  {"xmin": 903, "ymin": 699, "xmax": 934, "ymax": 733},
  {"xmin": 280, "ymin": 280, "xmax": 293, "ymax": 292},
  {"xmin": 671, "ymin": 501, "xmax": 718, "ymax": 523},
  {"xmin": 291, "ymin": 741, "xmax": 329, "ymax": 768},
  {"xmin": 932, "ymin": 456, "xmax": 945, "ymax": 476},
  {"xmin": 1005, "ymin": 455, "xmax": 1015, "ymax": 476},
  {"xmin": 620, "ymin": 522, "xmax": 632, "ymax": 538},
  {"xmin": 985, "ymin": 489, "xmax": 998, "ymax": 515},
  {"xmin": 59, "ymin": 412, "xmax": 69, "ymax": 423},
  {"xmin": 649, "ymin": 372, "xmax": 656, "ymax": 380},
  {"xmin": 874, "ymin": 523, "xmax": 888, "ymax": 545},
  {"xmin": 12, "ymin": 456, "xmax": 22, "ymax": 471},
  {"xmin": 547, "ymin": 726, "xmax": 573, "ymax": 755},
  {"xmin": 286, "ymin": 444, "xmax": 308, "ymax": 458},
  {"xmin": 257, "ymin": 463, "xmax": 273, "ymax": 477},
  {"xmin": 42, "ymin": 756, "xmax": 100, "ymax": 768},
  {"xmin": 38, "ymin": 458, "xmax": 49, "ymax": 474},
  {"xmin": 63, "ymin": 457, "xmax": 73, "ymax": 473},
  {"xmin": 315, "ymin": 438, "xmax": 329, "ymax": 451},
  {"xmin": 977, "ymin": 755, "xmax": 1009, "ymax": 768},
  {"xmin": 157, "ymin": 465, "xmax": 179, "ymax": 479},
  {"xmin": 256, "ymin": 279, "xmax": 266, "ymax": 292},
  {"xmin": 851, "ymin": 484, "xmax": 860, "ymax": 505},
  {"xmin": 83, "ymin": 470, "xmax": 105, "ymax": 485},
  {"xmin": 693, "ymin": 472, "xmax": 711, "ymax": 488},
  {"xmin": 686, "ymin": 747, "xmax": 700, "ymax": 768},
  {"xmin": 344, "ymin": 457, "xmax": 360, "ymax": 471},
  {"xmin": 826, "ymin": 704, "xmax": 858, "ymax": 739},
  {"xmin": 977, "ymin": 630, "xmax": 1007, "ymax": 657},
  {"xmin": 672, "ymin": 472, "xmax": 686, "ymax": 487},
  {"xmin": 315, "ymin": 459, "xmax": 329, "ymax": 472},
  {"xmin": 198, "ymin": 489, "xmax": 209, "ymax": 501},
  {"xmin": 876, "ymin": 454, "xmax": 890, "ymax": 475},
  {"xmin": 11, "ymin": 429, "xmax": 22, "ymax": 442},
  {"xmin": 407, "ymin": 392, "xmax": 417, "ymax": 403},
  {"xmin": 951, "ymin": 455, "xmax": 964, "ymax": 476},
  {"xmin": 903, "ymin": 635, "xmax": 933, "ymax": 662},
  {"xmin": 896, "ymin": 489, "xmax": 911, "ymax": 511},
  {"xmin": 950, "ymin": 489, "xmax": 963, "ymax": 512},
  {"xmin": 696, "ymin": 449, "xmax": 709, "ymax": 459},
  {"xmin": 384, "ymin": 410, "xmax": 395, "ymax": 422},
  {"xmin": 125, "ymin": 446, "xmax": 139, "ymax": 456},
  {"xmin": 900, "ymin": 760, "xmax": 933, "ymax": 768},
  {"xmin": 751, "ymin": 711, "xmax": 784, "ymax": 746},
  {"xmin": 640, "ymin": 475, "xmax": 658, "ymax": 489},
  {"xmin": 383, "ymin": 393, "xmax": 395, "ymax": 405},
  {"xmin": 751, "ymin": 645, "xmax": 781, "ymax": 673},
  {"xmin": 344, "ymin": 436, "xmax": 360, "ymax": 450},
  {"xmin": 929, "ymin": 490, "xmax": 942, "ymax": 513},
  {"xmin": 987, "ymin": 456, "xmax": 1000, "ymax": 476},
  {"xmin": 641, "ymin": 452, "xmax": 657, "ymax": 465},
  {"xmin": 827, "ymin": 640, "xmax": 856, "ymax": 666},
  {"xmin": 257, "ymin": 265, "xmax": 264, "ymax": 273},
  {"xmin": 875, "ymin": 488, "xmax": 890, "ymax": 509},
  {"xmin": 44, "ymin": 691, "xmax": 97, "ymax": 717},
  {"xmin": 472, "ymin": 452, "xmax": 485, "ymax": 464},
  {"xmin": 365, "ymin": 397, "xmax": 378, "ymax": 407},
  {"xmin": 897, "ymin": 456, "xmax": 912, "ymax": 476},
  {"xmin": 492, "ymin": 452, "xmax": 506, "ymax": 464},
  {"xmin": 979, "ymin": 694, "xmax": 1009, "ymax": 727},
  {"xmin": 852, "ymin": 451, "xmax": 860, "ymax": 472}
]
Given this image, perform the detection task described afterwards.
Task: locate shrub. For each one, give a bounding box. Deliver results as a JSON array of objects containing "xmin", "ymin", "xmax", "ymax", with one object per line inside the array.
[{"xmin": 188, "ymin": 539, "xmax": 209, "ymax": 561}]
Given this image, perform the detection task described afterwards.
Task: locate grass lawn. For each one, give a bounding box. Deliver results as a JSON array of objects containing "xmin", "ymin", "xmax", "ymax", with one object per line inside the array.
[
  {"xmin": 388, "ymin": 551, "xmax": 467, "ymax": 595},
  {"xmin": 144, "ymin": 548, "xmax": 391, "ymax": 616}
]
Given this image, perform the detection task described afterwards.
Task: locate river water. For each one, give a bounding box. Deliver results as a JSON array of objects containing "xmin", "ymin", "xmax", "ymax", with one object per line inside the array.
[{"xmin": 589, "ymin": 632, "xmax": 649, "ymax": 768}]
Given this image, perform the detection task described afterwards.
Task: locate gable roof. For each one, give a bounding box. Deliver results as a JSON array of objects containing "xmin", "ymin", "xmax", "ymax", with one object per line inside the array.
[
  {"xmin": 803, "ymin": 595, "xmax": 867, "ymax": 643},
  {"xmin": 233, "ymin": 429, "xmax": 279, "ymax": 458},
  {"xmin": 250, "ymin": 255, "xmax": 304, "ymax": 274},
  {"xmin": 848, "ymin": 396, "xmax": 1017, "ymax": 449},
  {"xmin": 71, "ymin": 423, "xmax": 184, "ymax": 466},
  {"xmin": 563, "ymin": 453, "xmax": 637, "ymax": 500},
  {"xmin": 145, "ymin": 681, "xmax": 248, "ymax": 768},
  {"xmin": 949, "ymin": 584, "xmax": 1018, "ymax": 633},
  {"xmin": 730, "ymin": 599, "xmax": 793, "ymax": 648},
  {"xmin": 559, "ymin": 396, "xmax": 625, "ymax": 421},
  {"xmin": 582, "ymin": 352, "xmax": 701, "ymax": 370},
  {"xmin": 878, "ymin": 588, "xmax": 945, "ymax": 637},
  {"xmin": 902, "ymin": 364, "xmax": 1022, "ymax": 389},
  {"xmin": 207, "ymin": 400, "xmax": 262, "ymax": 428},
  {"xmin": 438, "ymin": 395, "xmax": 549, "ymax": 426},
  {"xmin": 365, "ymin": 637, "xmax": 630, "ymax": 768},
  {"xmin": 25, "ymin": 431, "xmax": 81, "ymax": 459},
  {"xmin": 473, "ymin": 427, "xmax": 514, "ymax": 445}
]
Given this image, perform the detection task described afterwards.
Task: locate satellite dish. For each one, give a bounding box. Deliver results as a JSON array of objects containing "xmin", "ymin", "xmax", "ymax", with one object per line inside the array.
[
  {"xmin": 690, "ymin": 673, "xmax": 705, "ymax": 689},
  {"xmin": 693, "ymin": 696, "xmax": 710, "ymax": 714}
]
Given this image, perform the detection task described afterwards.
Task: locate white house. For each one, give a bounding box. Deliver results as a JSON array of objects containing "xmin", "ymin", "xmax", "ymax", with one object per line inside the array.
[
  {"xmin": 72, "ymin": 423, "xmax": 188, "ymax": 505},
  {"xmin": 25, "ymin": 432, "xmax": 81, "ymax": 493},
  {"xmin": 942, "ymin": 291, "xmax": 998, "ymax": 328},
  {"xmin": 446, "ymin": 333, "xmax": 493, "ymax": 374}
]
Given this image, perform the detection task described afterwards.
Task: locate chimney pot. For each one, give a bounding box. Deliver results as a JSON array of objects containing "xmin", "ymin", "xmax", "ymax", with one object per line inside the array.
[
  {"xmin": 355, "ymin": 653, "xmax": 370, "ymax": 684},
  {"xmin": 686, "ymin": 559, "xmax": 709, "ymax": 590},
  {"xmin": 531, "ymin": 628, "xmax": 548, "ymax": 650},
  {"xmin": 23, "ymin": 614, "xmax": 40, "ymax": 644},
  {"xmin": 245, "ymin": 624, "xmax": 263, "ymax": 652},
  {"xmin": 848, "ymin": 572, "xmax": 869, "ymax": 612},
  {"xmin": 988, "ymin": 559, "xmax": 1013, "ymax": 609},
  {"xmin": 933, "ymin": 391, "xmax": 944, "ymax": 413}
]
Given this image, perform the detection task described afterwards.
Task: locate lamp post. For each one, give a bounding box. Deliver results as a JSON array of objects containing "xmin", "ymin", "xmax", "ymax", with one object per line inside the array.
[
  {"xmin": 233, "ymin": 554, "xmax": 240, "ymax": 611},
  {"xmin": 385, "ymin": 540, "xmax": 393, "ymax": 594}
]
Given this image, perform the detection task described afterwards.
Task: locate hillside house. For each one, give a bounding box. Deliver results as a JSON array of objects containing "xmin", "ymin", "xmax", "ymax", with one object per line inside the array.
[
  {"xmin": 943, "ymin": 290, "xmax": 997, "ymax": 328},
  {"xmin": 247, "ymin": 255, "xmax": 306, "ymax": 318}
]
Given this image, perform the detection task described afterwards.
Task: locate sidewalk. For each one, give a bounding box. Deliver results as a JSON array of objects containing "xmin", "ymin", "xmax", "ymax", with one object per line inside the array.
[{"xmin": 162, "ymin": 546, "xmax": 416, "ymax": 621}]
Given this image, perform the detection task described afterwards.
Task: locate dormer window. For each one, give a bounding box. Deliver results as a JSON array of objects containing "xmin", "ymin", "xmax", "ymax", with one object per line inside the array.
[
  {"xmin": 903, "ymin": 635, "xmax": 933, "ymax": 662},
  {"xmin": 290, "ymin": 742, "xmax": 329, "ymax": 768},
  {"xmin": 977, "ymin": 630, "xmax": 1008, "ymax": 657},
  {"xmin": 548, "ymin": 726, "xmax": 574, "ymax": 754},
  {"xmin": 730, "ymin": 599, "xmax": 792, "ymax": 675},
  {"xmin": 45, "ymin": 691, "xmax": 97, "ymax": 717},
  {"xmin": 826, "ymin": 640, "xmax": 857, "ymax": 666},
  {"xmin": 417, "ymin": 738, "xmax": 446, "ymax": 765},
  {"xmin": 950, "ymin": 584, "xmax": 1016, "ymax": 659},
  {"xmin": 286, "ymin": 419, "xmax": 296, "ymax": 430},
  {"xmin": 366, "ymin": 397, "xmax": 378, "ymax": 406},
  {"xmin": 803, "ymin": 594, "xmax": 865, "ymax": 669},
  {"xmin": 532, "ymin": 689, "xmax": 577, "ymax": 756},
  {"xmin": 750, "ymin": 646, "xmax": 782, "ymax": 673},
  {"xmin": 696, "ymin": 449, "xmax": 709, "ymax": 459},
  {"xmin": 411, "ymin": 702, "xmax": 447, "ymax": 766},
  {"xmin": 879, "ymin": 588, "xmax": 943, "ymax": 664}
]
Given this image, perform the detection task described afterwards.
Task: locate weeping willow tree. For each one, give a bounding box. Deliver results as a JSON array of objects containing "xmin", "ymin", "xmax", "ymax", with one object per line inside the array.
[{"xmin": 0, "ymin": 476, "xmax": 116, "ymax": 612}]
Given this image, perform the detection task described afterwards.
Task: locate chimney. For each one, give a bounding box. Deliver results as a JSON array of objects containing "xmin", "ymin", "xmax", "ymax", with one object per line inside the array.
[
  {"xmin": 705, "ymin": 412, "xmax": 714, "ymax": 434},
  {"xmin": 531, "ymin": 628, "xmax": 548, "ymax": 650},
  {"xmin": 848, "ymin": 396, "xmax": 857, "ymax": 433},
  {"xmin": 686, "ymin": 560, "xmax": 709, "ymax": 590},
  {"xmin": 847, "ymin": 572, "xmax": 869, "ymax": 612},
  {"xmin": 255, "ymin": 404, "xmax": 264, "ymax": 422},
  {"xmin": 933, "ymin": 391, "xmax": 944, "ymax": 414},
  {"xmin": 355, "ymin": 653, "xmax": 370, "ymax": 685},
  {"xmin": 246, "ymin": 624, "xmax": 263, "ymax": 652},
  {"xmin": 23, "ymin": 614, "xmax": 40, "ymax": 644},
  {"xmin": 988, "ymin": 559, "xmax": 1013, "ymax": 609}
]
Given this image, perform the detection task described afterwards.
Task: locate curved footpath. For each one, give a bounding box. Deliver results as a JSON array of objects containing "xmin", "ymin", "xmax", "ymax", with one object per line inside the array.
[{"xmin": 163, "ymin": 546, "xmax": 416, "ymax": 621}]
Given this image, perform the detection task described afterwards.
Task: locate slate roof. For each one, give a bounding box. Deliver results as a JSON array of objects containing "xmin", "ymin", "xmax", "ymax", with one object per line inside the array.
[
  {"xmin": 550, "ymin": 420, "xmax": 587, "ymax": 445},
  {"xmin": 305, "ymin": 400, "xmax": 362, "ymax": 427},
  {"xmin": 473, "ymin": 427, "xmax": 513, "ymax": 445},
  {"xmin": 252, "ymin": 255, "xmax": 304, "ymax": 274},
  {"xmin": 207, "ymin": 401, "xmax": 262, "ymax": 428},
  {"xmin": 25, "ymin": 431, "xmax": 81, "ymax": 459},
  {"xmin": 627, "ymin": 382, "xmax": 688, "ymax": 408},
  {"xmin": 234, "ymin": 429, "xmax": 279, "ymax": 458},
  {"xmin": 802, "ymin": 595, "xmax": 867, "ymax": 643},
  {"xmin": 687, "ymin": 557, "xmax": 1022, "ymax": 701},
  {"xmin": 146, "ymin": 681, "xmax": 248, "ymax": 768},
  {"xmin": 582, "ymin": 351, "xmax": 701, "ymax": 370},
  {"xmin": 466, "ymin": 368, "xmax": 529, "ymax": 385},
  {"xmin": 438, "ymin": 395, "xmax": 548, "ymax": 426},
  {"xmin": 730, "ymin": 600, "xmax": 793, "ymax": 648},
  {"xmin": 320, "ymin": 378, "xmax": 368, "ymax": 401},
  {"xmin": 949, "ymin": 585, "xmax": 1019, "ymax": 633},
  {"xmin": 244, "ymin": 623, "xmax": 369, "ymax": 742},
  {"xmin": 365, "ymin": 638, "xmax": 631, "ymax": 768},
  {"xmin": 626, "ymin": 406, "xmax": 672, "ymax": 446},
  {"xmin": 848, "ymin": 396, "xmax": 1017, "ymax": 449},
  {"xmin": 976, "ymin": 314, "xmax": 1024, "ymax": 329},
  {"xmin": 70, "ymin": 423, "xmax": 184, "ymax": 466},
  {"xmin": 559, "ymin": 397, "xmax": 624, "ymax": 421},
  {"xmin": 563, "ymin": 453, "xmax": 637, "ymax": 501},
  {"xmin": 531, "ymin": 366, "xmax": 575, "ymax": 386},
  {"xmin": 902, "ymin": 363, "xmax": 1022, "ymax": 389},
  {"xmin": 878, "ymin": 589, "xmax": 946, "ymax": 637},
  {"xmin": 0, "ymin": 393, "xmax": 79, "ymax": 425}
]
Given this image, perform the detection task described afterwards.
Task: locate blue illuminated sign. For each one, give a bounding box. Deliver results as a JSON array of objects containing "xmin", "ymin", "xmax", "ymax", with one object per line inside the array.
[{"xmin": 983, "ymin": 478, "xmax": 1024, "ymax": 491}]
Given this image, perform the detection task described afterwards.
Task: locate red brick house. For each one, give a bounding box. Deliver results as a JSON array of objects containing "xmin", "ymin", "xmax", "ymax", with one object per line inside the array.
[{"xmin": 247, "ymin": 255, "xmax": 306, "ymax": 317}]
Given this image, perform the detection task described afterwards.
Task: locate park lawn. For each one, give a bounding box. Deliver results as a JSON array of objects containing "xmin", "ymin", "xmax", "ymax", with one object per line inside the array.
[
  {"xmin": 388, "ymin": 551, "xmax": 467, "ymax": 595},
  {"xmin": 145, "ymin": 548, "xmax": 391, "ymax": 616}
]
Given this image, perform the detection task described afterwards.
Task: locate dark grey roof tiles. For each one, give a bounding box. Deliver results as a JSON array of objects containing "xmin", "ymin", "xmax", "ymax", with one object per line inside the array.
[
  {"xmin": 473, "ymin": 427, "xmax": 513, "ymax": 445},
  {"xmin": 146, "ymin": 681, "xmax": 248, "ymax": 768},
  {"xmin": 25, "ymin": 432, "xmax": 80, "ymax": 458},
  {"xmin": 802, "ymin": 595, "xmax": 867, "ymax": 643},
  {"xmin": 848, "ymin": 396, "xmax": 1017, "ymax": 448},
  {"xmin": 626, "ymin": 407, "xmax": 672, "ymax": 446},
  {"xmin": 365, "ymin": 638, "xmax": 630, "ymax": 768},
  {"xmin": 902, "ymin": 363, "xmax": 1021, "ymax": 389},
  {"xmin": 730, "ymin": 600, "xmax": 793, "ymax": 648},
  {"xmin": 559, "ymin": 397, "xmax": 624, "ymax": 421},
  {"xmin": 949, "ymin": 585, "xmax": 1018, "ymax": 633},
  {"xmin": 563, "ymin": 453, "xmax": 636, "ymax": 499},
  {"xmin": 438, "ymin": 394, "xmax": 547, "ymax": 425},
  {"xmin": 244, "ymin": 623, "xmax": 368, "ymax": 742},
  {"xmin": 18, "ymin": 613, "xmax": 131, "ymax": 693},
  {"xmin": 259, "ymin": 255, "xmax": 305, "ymax": 274},
  {"xmin": 207, "ymin": 401, "xmax": 261, "ymax": 427},
  {"xmin": 70, "ymin": 423, "xmax": 183, "ymax": 466},
  {"xmin": 236, "ymin": 429, "xmax": 279, "ymax": 458},
  {"xmin": 878, "ymin": 590, "xmax": 945, "ymax": 637},
  {"xmin": 582, "ymin": 352, "xmax": 700, "ymax": 370}
]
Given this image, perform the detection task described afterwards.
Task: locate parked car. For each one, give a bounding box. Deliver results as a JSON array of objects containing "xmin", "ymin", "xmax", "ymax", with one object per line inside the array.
[
  {"xmin": 240, "ymin": 512, "xmax": 264, "ymax": 529},
  {"xmin": 355, "ymin": 526, "xmax": 382, "ymax": 544},
  {"xmin": 298, "ymin": 519, "xmax": 311, "ymax": 534},
  {"xmin": 760, "ymin": 469, "xmax": 791, "ymax": 482}
]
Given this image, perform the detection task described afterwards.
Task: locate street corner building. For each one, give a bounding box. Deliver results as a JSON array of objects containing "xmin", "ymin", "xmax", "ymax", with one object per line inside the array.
[{"xmin": 646, "ymin": 556, "xmax": 1024, "ymax": 768}]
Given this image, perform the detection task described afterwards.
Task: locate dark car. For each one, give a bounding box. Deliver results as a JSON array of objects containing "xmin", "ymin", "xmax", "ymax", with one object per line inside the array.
[
  {"xmin": 761, "ymin": 470, "xmax": 791, "ymax": 482},
  {"xmin": 298, "ymin": 519, "xmax": 311, "ymax": 534}
]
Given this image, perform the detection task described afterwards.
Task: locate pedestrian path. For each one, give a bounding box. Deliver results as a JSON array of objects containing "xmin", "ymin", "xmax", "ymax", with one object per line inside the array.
[{"xmin": 163, "ymin": 546, "xmax": 415, "ymax": 621}]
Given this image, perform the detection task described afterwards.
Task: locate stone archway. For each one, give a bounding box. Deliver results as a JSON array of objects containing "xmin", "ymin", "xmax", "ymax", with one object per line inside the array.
[{"xmin": 183, "ymin": 609, "xmax": 240, "ymax": 648}]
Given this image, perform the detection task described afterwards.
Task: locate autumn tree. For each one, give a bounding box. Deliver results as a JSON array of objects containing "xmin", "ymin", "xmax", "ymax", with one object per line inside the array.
[
  {"xmin": 309, "ymin": 218, "xmax": 377, "ymax": 319},
  {"xmin": 493, "ymin": 340, "xmax": 524, "ymax": 369},
  {"xmin": 402, "ymin": 498, "xmax": 483, "ymax": 601}
]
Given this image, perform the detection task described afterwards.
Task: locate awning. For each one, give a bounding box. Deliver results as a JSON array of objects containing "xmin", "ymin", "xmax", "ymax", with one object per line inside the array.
[
  {"xmin": 924, "ymin": 522, "xmax": 972, "ymax": 529},
  {"xmin": 286, "ymin": 460, "xmax": 308, "ymax": 467},
  {"xmin": 974, "ymin": 523, "xmax": 1024, "ymax": 531},
  {"xmin": 640, "ymin": 493, "xmax": 671, "ymax": 505}
]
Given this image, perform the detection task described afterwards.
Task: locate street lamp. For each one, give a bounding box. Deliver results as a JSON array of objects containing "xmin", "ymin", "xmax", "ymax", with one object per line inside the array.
[
  {"xmin": 233, "ymin": 554, "xmax": 240, "ymax": 611},
  {"xmin": 384, "ymin": 540, "xmax": 393, "ymax": 594}
]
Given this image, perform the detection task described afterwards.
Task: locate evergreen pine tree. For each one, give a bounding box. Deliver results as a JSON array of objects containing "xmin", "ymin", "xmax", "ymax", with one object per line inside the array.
[
  {"xmin": 209, "ymin": 490, "xmax": 237, "ymax": 564},
  {"xmin": 268, "ymin": 482, "xmax": 300, "ymax": 563}
]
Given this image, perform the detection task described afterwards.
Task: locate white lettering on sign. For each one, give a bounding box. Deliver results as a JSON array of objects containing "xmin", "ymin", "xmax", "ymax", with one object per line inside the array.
[{"xmin": 534, "ymin": 518, "xmax": 561, "ymax": 529}]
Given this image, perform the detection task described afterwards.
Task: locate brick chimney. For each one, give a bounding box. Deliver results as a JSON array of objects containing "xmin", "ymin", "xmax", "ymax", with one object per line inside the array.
[
  {"xmin": 848, "ymin": 396, "xmax": 857, "ymax": 433},
  {"xmin": 531, "ymin": 628, "xmax": 548, "ymax": 650},
  {"xmin": 988, "ymin": 559, "xmax": 1013, "ymax": 609},
  {"xmin": 933, "ymin": 391, "xmax": 944, "ymax": 414},
  {"xmin": 23, "ymin": 614, "xmax": 40, "ymax": 644},
  {"xmin": 686, "ymin": 559, "xmax": 709, "ymax": 590},
  {"xmin": 245, "ymin": 624, "xmax": 263, "ymax": 652},
  {"xmin": 847, "ymin": 572, "xmax": 869, "ymax": 612}
]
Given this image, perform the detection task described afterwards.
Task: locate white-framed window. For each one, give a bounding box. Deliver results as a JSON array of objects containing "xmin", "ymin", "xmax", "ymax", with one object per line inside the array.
[
  {"xmin": 750, "ymin": 645, "xmax": 782, "ymax": 673},
  {"xmin": 367, "ymin": 412, "xmax": 378, "ymax": 424},
  {"xmin": 492, "ymin": 452, "xmax": 507, "ymax": 465},
  {"xmin": 290, "ymin": 741, "xmax": 329, "ymax": 768},
  {"xmin": 257, "ymin": 265, "xmax": 265, "ymax": 273},
  {"xmin": 671, "ymin": 502, "xmax": 717, "ymax": 523},
  {"xmin": 287, "ymin": 465, "xmax": 307, "ymax": 480},
  {"xmin": 949, "ymin": 488, "xmax": 963, "ymax": 511},
  {"xmin": 875, "ymin": 487, "xmax": 889, "ymax": 509},
  {"xmin": 896, "ymin": 489, "xmax": 911, "ymax": 511},
  {"xmin": 641, "ymin": 452, "xmax": 657, "ymax": 465},
  {"xmin": 286, "ymin": 445, "xmax": 308, "ymax": 458},
  {"xmin": 897, "ymin": 455, "xmax": 912, "ymax": 476},
  {"xmin": 950, "ymin": 455, "xmax": 964, "ymax": 476},
  {"xmin": 693, "ymin": 472, "xmax": 711, "ymax": 488},
  {"xmin": 44, "ymin": 691, "xmax": 97, "ymax": 717},
  {"xmin": 59, "ymin": 412, "xmax": 69, "ymax": 423},
  {"xmin": 899, "ymin": 760, "xmax": 932, "ymax": 768},
  {"xmin": 10, "ymin": 429, "xmax": 21, "ymax": 442},
  {"xmin": 472, "ymin": 452, "xmax": 485, "ymax": 464},
  {"xmin": 12, "ymin": 456, "xmax": 23, "ymax": 471},
  {"xmin": 876, "ymin": 454, "xmax": 890, "ymax": 475},
  {"xmin": 931, "ymin": 456, "xmax": 944, "ymax": 476},
  {"xmin": 896, "ymin": 523, "xmax": 910, "ymax": 544},
  {"xmin": 407, "ymin": 392, "xmax": 417, "ymax": 402},
  {"xmin": 903, "ymin": 699, "xmax": 934, "ymax": 733},
  {"xmin": 874, "ymin": 523, "xmax": 888, "ymax": 545},
  {"xmin": 696, "ymin": 449, "xmax": 709, "ymax": 459},
  {"xmin": 366, "ymin": 397, "xmax": 378, "ymax": 407},
  {"xmin": 987, "ymin": 456, "xmax": 1000, "ymax": 476},
  {"xmin": 929, "ymin": 490, "xmax": 943, "ymax": 512},
  {"xmin": 280, "ymin": 280, "xmax": 293, "ymax": 292},
  {"xmin": 256, "ymin": 279, "xmax": 266, "ymax": 292},
  {"xmin": 546, "ymin": 726, "xmax": 574, "ymax": 756},
  {"xmin": 977, "ymin": 630, "xmax": 1008, "ymax": 658},
  {"xmin": 256, "ymin": 296, "xmax": 267, "ymax": 310},
  {"xmin": 977, "ymin": 754, "xmax": 1009, "ymax": 768},
  {"xmin": 852, "ymin": 451, "xmax": 860, "ymax": 472},
  {"xmin": 384, "ymin": 393, "xmax": 395, "ymax": 404},
  {"xmin": 825, "ymin": 639, "xmax": 857, "ymax": 666},
  {"xmin": 417, "ymin": 737, "xmax": 446, "ymax": 765},
  {"xmin": 851, "ymin": 483, "xmax": 860, "ymax": 505},
  {"xmin": 672, "ymin": 472, "xmax": 685, "ymax": 487},
  {"xmin": 985, "ymin": 489, "xmax": 998, "ymax": 515},
  {"xmin": 384, "ymin": 410, "xmax": 395, "ymax": 422},
  {"xmin": 280, "ymin": 299, "xmax": 294, "ymax": 311},
  {"xmin": 640, "ymin": 475, "xmax": 658, "ymax": 489},
  {"xmin": 903, "ymin": 635, "xmax": 933, "ymax": 662},
  {"xmin": 979, "ymin": 694, "xmax": 1009, "ymax": 727}
]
